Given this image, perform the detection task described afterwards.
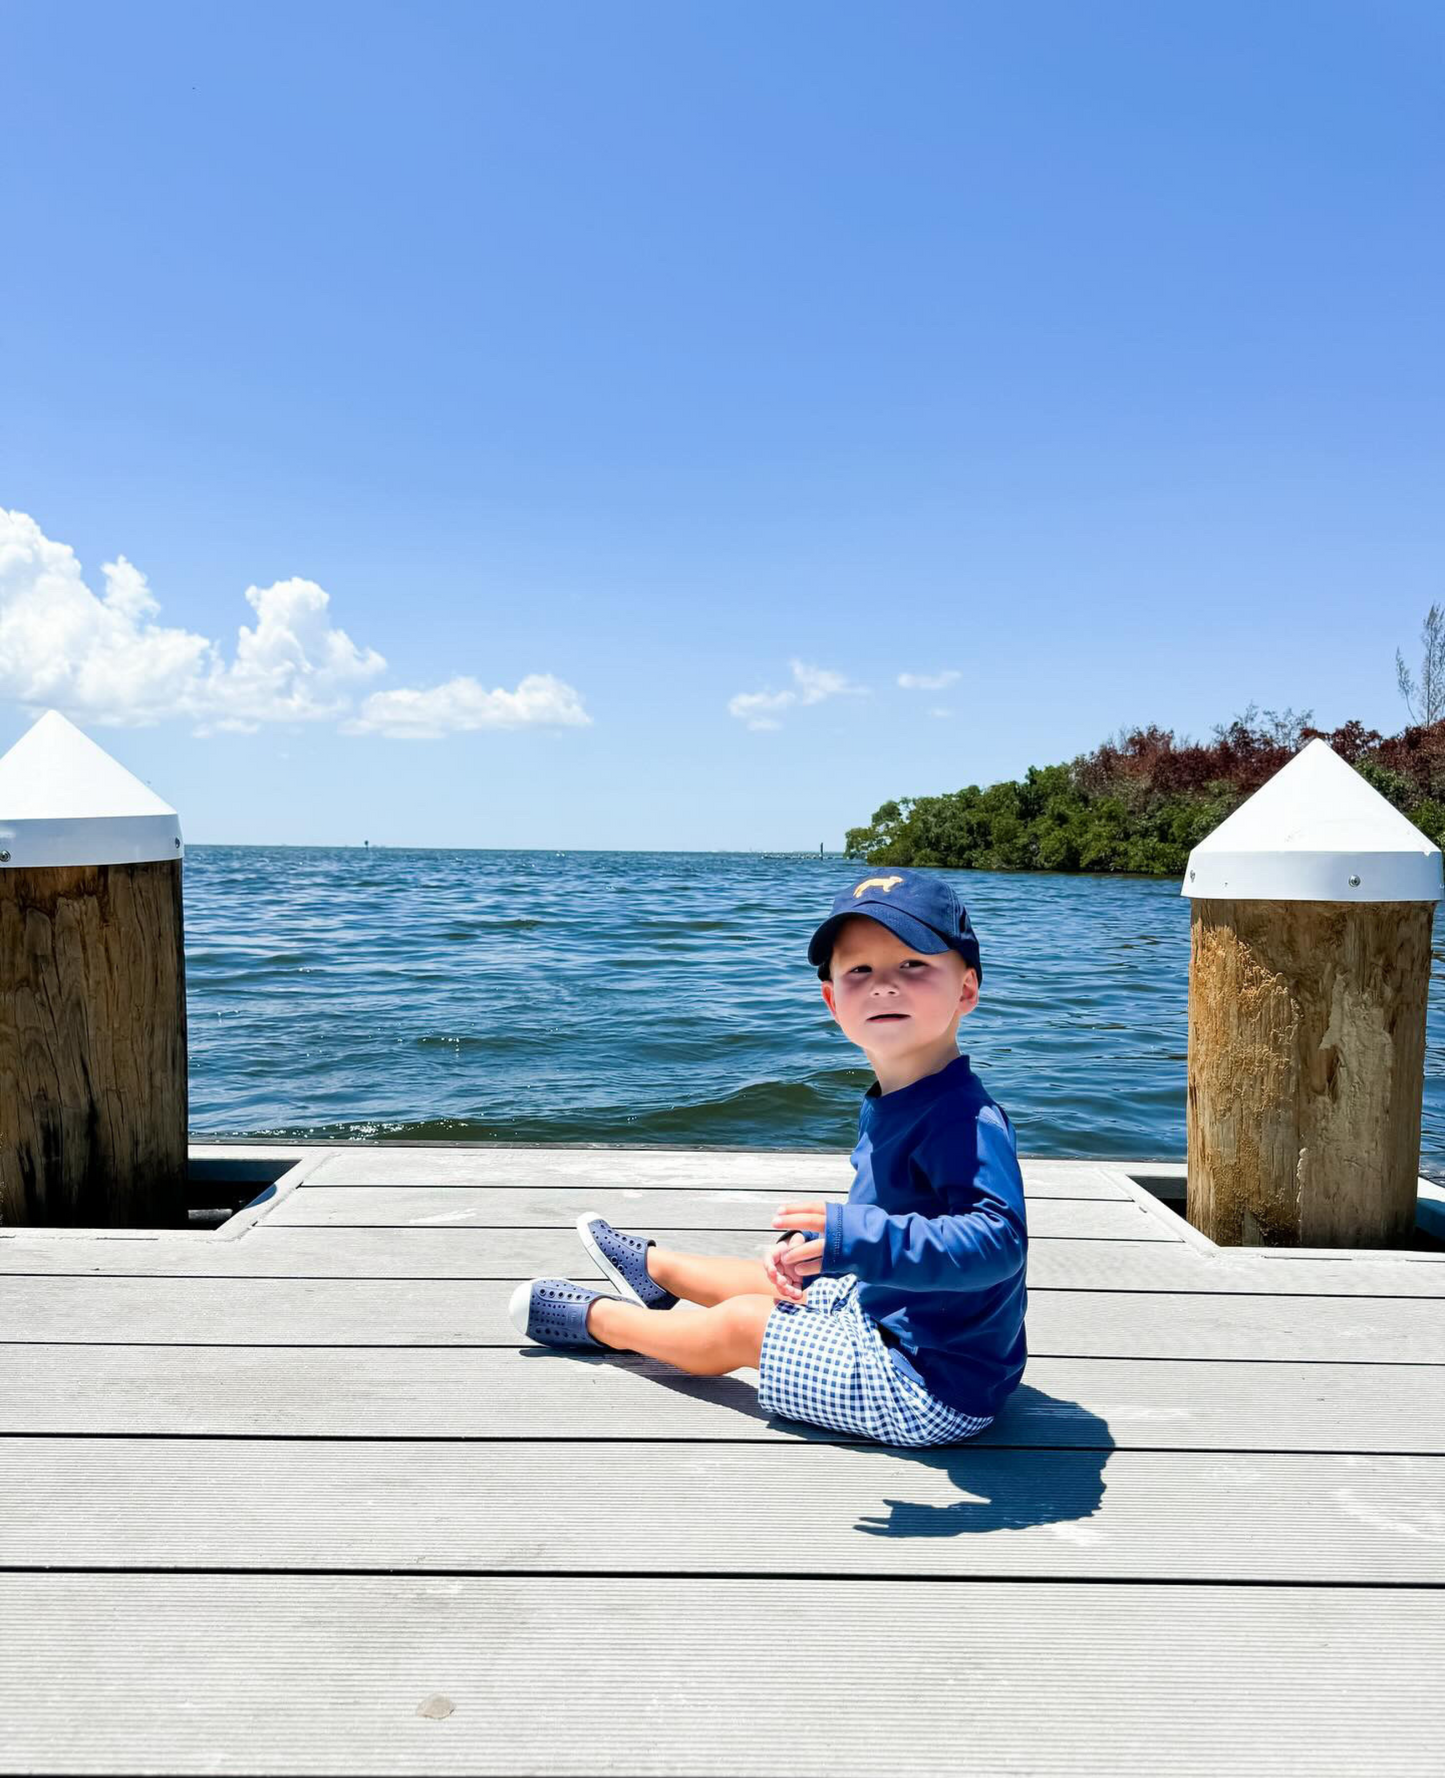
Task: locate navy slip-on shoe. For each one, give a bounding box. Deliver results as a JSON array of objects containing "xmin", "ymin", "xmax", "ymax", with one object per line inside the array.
[
  {"xmin": 509, "ymin": 1277, "xmax": 621, "ymax": 1349},
  {"xmin": 576, "ymin": 1212, "xmax": 678, "ymax": 1309}
]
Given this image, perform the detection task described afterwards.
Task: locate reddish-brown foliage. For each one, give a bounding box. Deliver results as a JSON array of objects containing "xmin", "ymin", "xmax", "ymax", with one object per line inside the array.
[
  {"xmin": 1075, "ymin": 713, "xmax": 1445, "ymax": 806},
  {"xmin": 1298, "ymin": 719, "xmax": 1384, "ymax": 763},
  {"xmin": 1370, "ymin": 721, "xmax": 1445, "ymax": 794},
  {"xmin": 1074, "ymin": 716, "xmax": 1300, "ymax": 801}
]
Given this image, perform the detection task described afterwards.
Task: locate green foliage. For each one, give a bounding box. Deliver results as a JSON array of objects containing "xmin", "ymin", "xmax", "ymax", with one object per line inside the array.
[
  {"xmin": 1353, "ymin": 759, "xmax": 1415, "ymax": 813},
  {"xmin": 1410, "ymin": 798, "xmax": 1445, "ymax": 850},
  {"xmin": 843, "ymin": 717, "xmax": 1445, "ymax": 877}
]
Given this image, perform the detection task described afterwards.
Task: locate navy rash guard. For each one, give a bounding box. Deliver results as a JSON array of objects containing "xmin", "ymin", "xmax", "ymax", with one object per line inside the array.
[{"xmin": 819, "ymin": 1053, "xmax": 1028, "ymax": 1419}]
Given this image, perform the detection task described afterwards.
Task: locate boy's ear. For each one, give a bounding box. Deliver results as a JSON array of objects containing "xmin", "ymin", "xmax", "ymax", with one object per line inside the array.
[
  {"xmin": 958, "ymin": 968, "xmax": 980, "ymax": 1016},
  {"xmin": 820, "ymin": 980, "xmax": 837, "ymax": 1019}
]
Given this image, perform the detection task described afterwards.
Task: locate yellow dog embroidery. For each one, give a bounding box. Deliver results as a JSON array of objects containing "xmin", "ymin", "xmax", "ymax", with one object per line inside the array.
[{"xmin": 853, "ymin": 875, "xmax": 903, "ymax": 898}]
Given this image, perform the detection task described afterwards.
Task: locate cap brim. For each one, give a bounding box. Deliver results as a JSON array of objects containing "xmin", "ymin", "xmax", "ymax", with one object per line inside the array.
[{"xmin": 808, "ymin": 904, "xmax": 953, "ymax": 971}]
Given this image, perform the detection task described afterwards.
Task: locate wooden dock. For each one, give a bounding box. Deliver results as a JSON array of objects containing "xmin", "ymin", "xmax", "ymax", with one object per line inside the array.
[{"xmin": 3, "ymin": 1146, "xmax": 1443, "ymax": 1774}]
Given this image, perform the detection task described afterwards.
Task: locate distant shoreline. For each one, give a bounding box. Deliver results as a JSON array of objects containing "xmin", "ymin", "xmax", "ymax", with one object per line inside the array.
[{"xmin": 181, "ymin": 843, "xmax": 1182, "ymax": 878}]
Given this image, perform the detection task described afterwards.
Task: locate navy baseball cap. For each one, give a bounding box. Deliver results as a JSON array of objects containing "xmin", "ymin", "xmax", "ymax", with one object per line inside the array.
[{"xmin": 808, "ymin": 869, "xmax": 983, "ymax": 982}]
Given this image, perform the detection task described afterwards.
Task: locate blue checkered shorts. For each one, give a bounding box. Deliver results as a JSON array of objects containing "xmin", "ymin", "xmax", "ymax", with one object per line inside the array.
[{"xmin": 756, "ymin": 1273, "xmax": 994, "ymax": 1447}]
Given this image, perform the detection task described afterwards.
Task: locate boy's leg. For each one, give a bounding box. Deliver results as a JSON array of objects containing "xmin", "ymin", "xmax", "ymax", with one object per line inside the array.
[
  {"xmin": 647, "ymin": 1246, "xmax": 774, "ymax": 1307},
  {"xmin": 588, "ymin": 1293, "xmax": 773, "ymax": 1375}
]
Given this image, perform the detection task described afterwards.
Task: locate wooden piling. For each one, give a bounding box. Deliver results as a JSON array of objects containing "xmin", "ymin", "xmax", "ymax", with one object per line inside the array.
[
  {"xmin": 1183, "ymin": 740, "xmax": 1441, "ymax": 1249},
  {"xmin": 1186, "ymin": 897, "xmax": 1433, "ymax": 1246},
  {"xmin": 0, "ymin": 713, "xmax": 187, "ymax": 1227}
]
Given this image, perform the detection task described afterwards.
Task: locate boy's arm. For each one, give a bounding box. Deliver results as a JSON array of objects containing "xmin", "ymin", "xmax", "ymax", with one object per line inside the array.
[{"xmin": 820, "ymin": 1110, "xmax": 1026, "ymax": 1292}]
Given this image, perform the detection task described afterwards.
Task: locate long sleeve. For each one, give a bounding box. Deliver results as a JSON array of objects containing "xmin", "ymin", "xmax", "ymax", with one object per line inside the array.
[{"xmin": 822, "ymin": 1108, "xmax": 1026, "ymax": 1292}]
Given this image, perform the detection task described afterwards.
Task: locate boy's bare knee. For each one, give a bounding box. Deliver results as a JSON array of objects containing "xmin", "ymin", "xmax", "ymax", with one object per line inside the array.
[
  {"xmin": 668, "ymin": 1295, "xmax": 773, "ymax": 1375},
  {"xmin": 712, "ymin": 1293, "xmax": 773, "ymax": 1366},
  {"xmin": 620, "ymin": 1292, "xmax": 775, "ymax": 1378},
  {"xmin": 712, "ymin": 1294, "xmax": 765, "ymax": 1334}
]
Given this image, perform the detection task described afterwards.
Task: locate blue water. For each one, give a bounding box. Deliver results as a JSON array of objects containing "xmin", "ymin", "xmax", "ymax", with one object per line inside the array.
[{"xmin": 183, "ymin": 847, "xmax": 1445, "ymax": 1170}]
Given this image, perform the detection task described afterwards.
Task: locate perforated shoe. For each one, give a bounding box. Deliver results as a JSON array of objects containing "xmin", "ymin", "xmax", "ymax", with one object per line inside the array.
[
  {"xmin": 576, "ymin": 1212, "xmax": 678, "ymax": 1309},
  {"xmin": 509, "ymin": 1277, "xmax": 620, "ymax": 1349}
]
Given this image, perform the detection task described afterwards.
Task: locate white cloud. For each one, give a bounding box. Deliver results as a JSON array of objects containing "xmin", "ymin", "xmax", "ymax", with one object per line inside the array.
[
  {"xmin": 0, "ymin": 508, "xmax": 383, "ymax": 730},
  {"xmin": 0, "ymin": 516, "xmax": 210, "ymax": 724},
  {"xmin": 726, "ymin": 688, "xmax": 794, "ymax": 731},
  {"xmin": 790, "ymin": 662, "xmax": 856, "ymax": 704},
  {"xmin": 929, "ymin": 707, "xmax": 952, "ymax": 719},
  {"xmin": 0, "ymin": 508, "xmax": 590, "ymax": 739},
  {"xmin": 206, "ymin": 577, "xmax": 386, "ymax": 731},
  {"xmin": 897, "ymin": 669, "xmax": 961, "ymax": 691},
  {"xmin": 728, "ymin": 658, "xmax": 867, "ymax": 730},
  {"xmin": 345, "ymin": 673, "xmax": 591, "ymax": 740}
]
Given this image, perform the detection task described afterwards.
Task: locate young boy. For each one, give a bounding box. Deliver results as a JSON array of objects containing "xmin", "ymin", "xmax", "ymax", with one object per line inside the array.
[{"xmin": 509, "ymin": 869, "xmax": 1028, "ymax": 1446}]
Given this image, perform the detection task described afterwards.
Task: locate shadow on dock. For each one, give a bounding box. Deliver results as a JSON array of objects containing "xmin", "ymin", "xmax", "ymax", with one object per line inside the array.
[{"xmin": 521, "ymin": 1351, "xmax": 1112, "ymax": 1539}]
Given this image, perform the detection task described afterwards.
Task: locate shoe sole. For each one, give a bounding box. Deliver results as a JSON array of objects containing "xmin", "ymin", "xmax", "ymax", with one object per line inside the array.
[{"xmin": 575, "ymin": 1212, "xmax": 648, "ymax": 1307}]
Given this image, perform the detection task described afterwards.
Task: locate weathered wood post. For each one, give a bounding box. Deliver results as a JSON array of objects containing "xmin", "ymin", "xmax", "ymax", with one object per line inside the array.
[
  {"xmin": 1184, "ymin": 739, "xmax": 1442, "ymax": 1248},
  {"xmin": 0, "ymin": 711, "xmax": 187, "ymax": 1227}
]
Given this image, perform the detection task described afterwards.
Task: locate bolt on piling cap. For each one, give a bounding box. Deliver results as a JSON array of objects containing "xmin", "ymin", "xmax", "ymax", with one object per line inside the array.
[
  {"xmin": 1182, "ymin": 738, "xmax": 1442, "ymax": 904},
  {"xmin": 0, "ymin": 710, "xmax": 183, "ymax": 868}
]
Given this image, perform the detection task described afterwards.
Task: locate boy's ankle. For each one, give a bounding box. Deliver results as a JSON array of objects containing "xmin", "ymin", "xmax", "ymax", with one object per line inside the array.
[{"xmin": 587, "ymin": 1294, "xmax": 622, "ymax": 1344}]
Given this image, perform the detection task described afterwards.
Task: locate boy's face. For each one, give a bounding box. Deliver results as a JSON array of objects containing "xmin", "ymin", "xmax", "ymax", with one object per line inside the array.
[{"xmin": 820, "ymin": 915, "xmax": 978, "ymax": 1061}]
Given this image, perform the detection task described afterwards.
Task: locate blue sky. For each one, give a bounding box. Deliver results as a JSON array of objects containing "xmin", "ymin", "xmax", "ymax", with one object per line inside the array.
[{"xmin": 3, "ymin": 0, "xmax": 1442, "ymax": 848}]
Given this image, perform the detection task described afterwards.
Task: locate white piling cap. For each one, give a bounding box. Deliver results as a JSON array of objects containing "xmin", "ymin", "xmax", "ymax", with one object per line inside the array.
[
  {"xmin": 1183, "ymin": 738, "xmax": 1441, "ymax": 903},
  {"xmin": 0, "ymin": 710, "xmax": 183, "ymax": 869}
]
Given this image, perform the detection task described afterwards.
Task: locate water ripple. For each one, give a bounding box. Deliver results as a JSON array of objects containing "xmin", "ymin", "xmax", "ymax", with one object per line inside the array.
[{"xmin": 183, "ymin": 847, "xmax": 1445, "ymax": 1172}]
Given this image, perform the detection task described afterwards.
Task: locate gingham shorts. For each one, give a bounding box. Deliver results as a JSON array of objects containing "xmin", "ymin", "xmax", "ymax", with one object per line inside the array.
[{"xmin": 756, "ymin": 1273, "xmax": 995, "ymax": 1447}]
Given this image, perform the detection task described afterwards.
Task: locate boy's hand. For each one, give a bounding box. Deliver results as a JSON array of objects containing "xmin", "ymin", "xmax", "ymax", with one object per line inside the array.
[
  {"xmin": 772, "ymin": 1201, "xmax": 828, "ymax": 1240},
  {"xmin": 763, "ymin": 1234, "xmax": 818, "ymax": 1304},
  {"xmin": 764, "ymin": 1202, "xmax": 826, "ymax": 1301}
]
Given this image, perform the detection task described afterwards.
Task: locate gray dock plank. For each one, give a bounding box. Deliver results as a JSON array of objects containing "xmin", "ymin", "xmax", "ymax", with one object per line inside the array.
[
  {"xmin": 0, "ymin": 1575, "xmax": 1437, "ymax": 1775},
  {"xmin": 4, "ymin": 1345, "xmax": 1440, "ymax": 1449},
  {"xmin": 6, "ymin": 1275, "xmax": 1444, "ymax": 1362},
  {"xmin": 4, "ymin": 1438, "xmax": 1440, "ymax": 1584},
  {"xmin": 270, "ymin": 1183, "xmax": 852, "ymax": 1227},
  {"xmin": 304, "ymin": 1146, "xmax": 1128, "ymax": 1198},
  {"xmin": 7, "ymin": 1140, "xmax": 1445, "ymax": 1776},
  {"xmin": 6, "ymin": 1225, "xmax": 1444, "ymax": 1295},
  {"xmin": 265, "ymin": 1188, "xmax": 1168, "ymax": 1239},
  {"xmin": 308, "ymin": 1145, "xmax": 861, "ymax": 1188},
  {"xmin": 267, "ymin": 1179, "xmax": 1125, "ymax": 1229}
]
